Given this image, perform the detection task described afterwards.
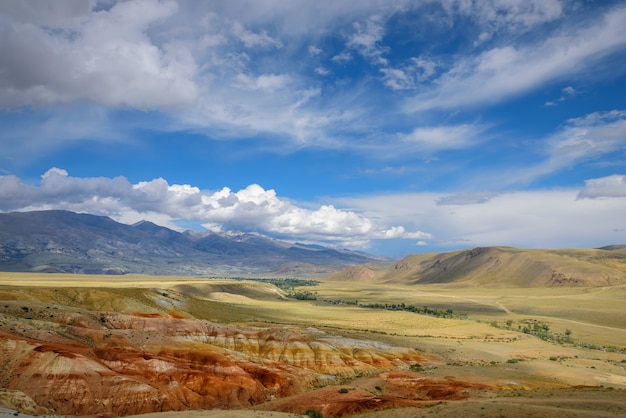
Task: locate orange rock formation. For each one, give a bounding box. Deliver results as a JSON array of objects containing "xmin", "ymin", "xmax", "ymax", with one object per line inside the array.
[{"xmin": 1, "ymin": 307, "xmax": 428, "ymax": 416}]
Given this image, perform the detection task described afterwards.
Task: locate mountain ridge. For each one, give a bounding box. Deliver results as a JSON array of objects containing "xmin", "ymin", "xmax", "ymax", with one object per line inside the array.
[
  {"xmin": 0, "ymin": 210, "xmax": 385, "ymax": 277},
  {"xmin": 327, "ymin": 245, "xmax": 626, "ymax": 287}
]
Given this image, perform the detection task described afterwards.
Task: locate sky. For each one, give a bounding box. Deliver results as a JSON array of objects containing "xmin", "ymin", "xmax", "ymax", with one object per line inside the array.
[{"xmin": 1, "ymin": 0, "xmax": 626, "ymax": 257}]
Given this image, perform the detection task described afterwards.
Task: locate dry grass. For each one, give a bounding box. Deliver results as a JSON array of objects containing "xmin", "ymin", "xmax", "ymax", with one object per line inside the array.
[
  {"xmin": 125, "ymin": 411, "xmax": 303, "ymax": 418},
  {"xmin": 355, "ymin": 390, "xmax": 626, "ymax": 418},
  {"xmin": 1, "ymin": 271, "xmax": 626, "ymax": 417}
]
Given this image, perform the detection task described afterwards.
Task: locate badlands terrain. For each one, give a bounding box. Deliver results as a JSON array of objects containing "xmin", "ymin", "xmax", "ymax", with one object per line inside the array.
[{"xmin": 1, "ymin": 245, "xmax": 626, "ymax": 417}]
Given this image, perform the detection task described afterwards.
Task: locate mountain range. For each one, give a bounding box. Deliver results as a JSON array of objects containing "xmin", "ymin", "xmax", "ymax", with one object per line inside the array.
[{"xmin": 0, "ymin": 210, "xmax": 386, "ymax": 276}]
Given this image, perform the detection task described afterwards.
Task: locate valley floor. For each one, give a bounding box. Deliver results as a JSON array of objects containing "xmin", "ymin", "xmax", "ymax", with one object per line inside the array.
[{"xmin": 0, "ymin": 273, "xmax": 625, "ymax": 417}]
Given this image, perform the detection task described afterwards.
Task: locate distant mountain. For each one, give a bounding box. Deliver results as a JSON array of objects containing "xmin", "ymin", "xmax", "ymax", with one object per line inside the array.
[
  {"xmin": 0, "ymin": 210, "xmax": 386, "ymax": 276},
  {"xmin": 327, "ymin": 246, "xmax": 626, "ymax": 287}
]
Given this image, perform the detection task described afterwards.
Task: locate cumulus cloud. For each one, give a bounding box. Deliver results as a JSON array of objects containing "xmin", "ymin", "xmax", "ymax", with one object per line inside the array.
[
  {"xmin": 0, "ymin": 0, "xmax": 198, "ymax": 109},
  {"xmin": 578, "ymin": 175, "xmax": 626, "ymax": 199},
  {"xmin": 380, "ymin": 226, "xmax": 433, "ymax": 240},
  {"xmin": 0, "ymin": 169, "xmax": 431, "ymax": 248}
]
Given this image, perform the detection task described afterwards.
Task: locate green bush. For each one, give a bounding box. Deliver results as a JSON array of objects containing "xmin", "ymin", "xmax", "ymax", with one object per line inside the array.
[{"xmin": 304, "ymin": 409, "xmax": 323, "ymax": 418}]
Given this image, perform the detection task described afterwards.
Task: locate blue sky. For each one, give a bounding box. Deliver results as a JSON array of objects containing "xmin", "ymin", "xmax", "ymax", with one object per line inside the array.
[{"xmin": 1, "ymin": 0, "xmax": 626, "ymax": 257}]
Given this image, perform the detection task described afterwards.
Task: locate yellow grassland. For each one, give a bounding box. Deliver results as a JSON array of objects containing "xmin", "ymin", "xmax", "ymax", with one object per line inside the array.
[{"xmin": 1, "ymin": 271, "xmax": 625, "ymax": 417}]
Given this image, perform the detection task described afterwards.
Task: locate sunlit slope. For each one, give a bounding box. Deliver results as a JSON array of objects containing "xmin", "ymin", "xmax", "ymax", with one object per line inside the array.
[{"xmin": 329, "ymin": 246, "xmax": 626, "ymax": 287}]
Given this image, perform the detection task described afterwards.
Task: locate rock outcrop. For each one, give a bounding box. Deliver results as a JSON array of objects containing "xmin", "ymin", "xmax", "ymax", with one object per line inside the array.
[{"xmin": 0, "ymin": 304, "xmax": 428, "ymax": 416}]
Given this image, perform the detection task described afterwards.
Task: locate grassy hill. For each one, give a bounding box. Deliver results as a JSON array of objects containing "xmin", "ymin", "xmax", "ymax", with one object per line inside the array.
[{"xmin": 327, "ymin": 246, "xmax": 626, "ymax": 287}]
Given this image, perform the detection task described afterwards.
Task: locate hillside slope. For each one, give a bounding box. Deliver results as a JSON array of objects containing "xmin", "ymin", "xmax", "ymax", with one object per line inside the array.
[
  {"xmin": 327, "ymin": 246, "xmax": 626, "ymax": 287},
  {"xmin": 0, "ymin": 282, "xmax": 431, "ymax": 416}
]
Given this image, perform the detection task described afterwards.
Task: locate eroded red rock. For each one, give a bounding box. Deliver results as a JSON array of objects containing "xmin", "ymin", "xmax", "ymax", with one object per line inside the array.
[{"xmin": 1, "ymin": 308, "xmax": 432, "ymax": 416}]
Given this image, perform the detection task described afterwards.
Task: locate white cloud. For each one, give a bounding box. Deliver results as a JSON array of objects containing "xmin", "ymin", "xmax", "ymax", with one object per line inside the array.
[
  {"xmin": 314, "ymin": 66, "xmax": 331, "ymax": 76},
  {"xmin": 331, "ymin": 51, "xmax": 352, "ymax": 63},
  {"xmin": 346, "ymin": 15, "xmax": 388, "ymax": 66},
  {"xmin": 0, "ymin": 0, "xmax": 198, "ymax": 109},
  {"xmin": 231, "ymin": 21, "xmax": 282, "ymax": 48},
  {"xmin": 398, "ymin": 124, "xmax": 484, "ymax": 151},
  {"xmin": 521, "ymin": 110, "xmax": 626, "ymax": 184},
  {"xmin": 0, "ymin": 0, "xmax": 93, "ymax": 28},
  {"xmin": 308, "ymin": 45, "xmax": 323, "ymax": 56},
  {"xmin": 0, "ymin": 169, "xmax": 433, "ymax": 248},
  {"xmin": 1, "ymin": 0, "xmax": 613, "ymax": 159},
  {"xmin": 453, "ymin": 0, "xmax": 563, "ymax": 32},
  {"xmin": 562, "ymin": 86, "xmax": 576, "ymax": 96},
  {"xmin": 406, "ymin": 5, "xmax": 626, "ymax": 111},
  {"xmin": 381, "ymin": 68, "xmax": 414, "ymax": 90},
  {"xmin": 336, "ymin": 189, "xmax": 626, "ymax": 250},
  {"xmin": 451, "ymin": 109, "xmax": 626, "ymax": 190},
  {"xmin": 198, "ymin": 0, "xmax": 403, "ymax": 38},
  {"xmin": 437, "ymin": 192, "xmax": 499, "ymax": 205},
  {"xmin": 41, "ymin": 167, "xmax": 68, "ymax": 179},
  {"xmin": 1, "ymin": 0, "xmax": 625, "ymax": 186},
  {"xmin": 235, "ymin": 73, "xmax": 291, "ymax": 91},
  {"xmin": 578, "ymin": 175, "xmax": 626, "ymax": 199},
  {"xmin": 380, "ymin": 226, "xmax": 433, "ymax": 240},
  {"xmin": 381, "ymin": 57, "xmax": 439, "ymax": 90},
  {"xmin": 545, "ymin": 85, "xmax": 577, "ymax": 106},
  {"xmin": 0, "ymin": 175, "xmax": 37, "ymax": 209}
]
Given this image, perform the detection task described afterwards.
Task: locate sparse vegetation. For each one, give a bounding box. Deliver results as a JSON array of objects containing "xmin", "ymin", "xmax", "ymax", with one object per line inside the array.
[
  {"xmin": 240, "ymin": 277, "xmax": 320, "ymax": 299},
  {"xmin": 490, "ymin": 320, "xmax": 625, "ymax": 353},
  {"xmin": 410, "ymin": 363, "xmax": 424, "ymax": 372},
  {"xmin": 240, "ymin": 277, "xmax": 319, "ymax": 290},
  {"xmin": 322, "ymin": 299, "xmax": 466, "ymax": 319},
  {"xmin": 288, "ymin": 289, "xmax": 318, "ymax": 300},
  {"xmin": 304, "ymin": 409, "xmax": 324, "ymax": 418}
]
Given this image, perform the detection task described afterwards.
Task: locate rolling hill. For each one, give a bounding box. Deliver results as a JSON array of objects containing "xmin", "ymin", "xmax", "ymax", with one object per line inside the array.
[
  {"xmin": 0, "ymin": 210, "xmax": 385, "ymax": 276},
  {"xmin": 327, "ymin": 246, "xmax": 626, "ymax": 287}
]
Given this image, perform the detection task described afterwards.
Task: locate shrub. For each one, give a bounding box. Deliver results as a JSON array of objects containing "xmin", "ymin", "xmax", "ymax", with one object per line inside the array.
[
  {"xmin": 304, "ymin": 409, "xmax": 323, "ymax": 418},
  {"xmin": 410, "ymin": 363, "xmax": 424, "ymax": 372}
]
